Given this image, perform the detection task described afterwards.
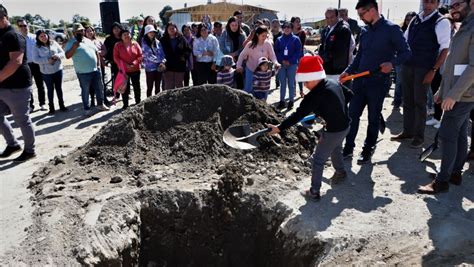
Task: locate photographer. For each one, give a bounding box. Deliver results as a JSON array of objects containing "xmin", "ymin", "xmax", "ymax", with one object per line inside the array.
[{"xmin": 65, "ymin": 23, "xmax": 109, "ymax": 116}]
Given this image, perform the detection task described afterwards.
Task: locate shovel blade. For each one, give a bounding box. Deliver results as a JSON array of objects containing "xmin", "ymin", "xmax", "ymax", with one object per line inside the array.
[
  {"xmin": 223, "ymin": 124, "xmax": 260, "ymax": 150},
  {"xmin": 419, "ymin": 143, "xmax": 438, "ymax": 162}
]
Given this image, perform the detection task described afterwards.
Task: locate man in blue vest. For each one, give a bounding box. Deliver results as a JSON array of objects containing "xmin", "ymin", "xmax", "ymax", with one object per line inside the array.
[
  {"xmin": 340, "ymin": 0, "xmax": 411, "ymax": 164},
  {"xmin": 391, "ymin": 0, "xmax": 451, "ymax": 148}
]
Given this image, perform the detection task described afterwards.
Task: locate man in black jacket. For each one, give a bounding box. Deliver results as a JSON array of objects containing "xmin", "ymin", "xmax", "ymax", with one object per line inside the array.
[{"xmin": 319, "ymin": 8, "xmax": 354, "ymax": 80}]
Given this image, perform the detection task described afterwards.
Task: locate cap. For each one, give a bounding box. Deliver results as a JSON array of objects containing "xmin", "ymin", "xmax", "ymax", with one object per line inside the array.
[
  {"xmin": 220, "ymin": 55, "xmax": 235, "ymax": 67},
  {"xmin": 0, "ymin": 4, "xmax": 8, "ymax": 17},
  {"xmin": 257, "ymin": 57, "xmax": 270, "ymax": 66},
  {"xmin": 144, "ymin": 25, "xmax": 157, "ymax": 35},
  {"xmin": 356, "ymin": 0, "xmax": 377, "ymax": 9},
  {"xmin": 73, "ymin": 23, "xmax": 85, "ymax": 32}
]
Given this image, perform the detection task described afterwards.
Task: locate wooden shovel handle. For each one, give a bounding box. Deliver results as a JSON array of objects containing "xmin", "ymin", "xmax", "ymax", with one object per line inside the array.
[{"xmin": 340, "ymin": 71, "xmax": 371, "ymax": 83}]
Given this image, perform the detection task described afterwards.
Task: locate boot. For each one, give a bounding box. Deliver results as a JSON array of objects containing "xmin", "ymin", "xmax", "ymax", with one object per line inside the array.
[{"xmin": 48, "ymin": 103, "xmax": 55, "ymax": 115}]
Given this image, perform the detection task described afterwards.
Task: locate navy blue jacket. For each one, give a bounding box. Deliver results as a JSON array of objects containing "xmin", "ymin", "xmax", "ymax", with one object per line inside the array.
[
  {"xmin": 346, "ymin": 16, "xmax": 411, "ymax": 79},
  {"xmin": 274, "ymin": 33, "xmax": 302, "ymax": 65},
  {"xmin": 319, "ymin": 20, "xmax": 353, "ymax": 74}
]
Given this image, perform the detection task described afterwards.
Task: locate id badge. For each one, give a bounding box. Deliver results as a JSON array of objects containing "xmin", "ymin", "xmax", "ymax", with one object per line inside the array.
[{"xmin": 284, "ymin": 47, "xmax": 288, "ymax": 56}]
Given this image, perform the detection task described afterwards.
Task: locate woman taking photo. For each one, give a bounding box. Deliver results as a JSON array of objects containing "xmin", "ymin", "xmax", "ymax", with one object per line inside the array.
[
  {"xmin": 236, "ymin": 25, "xmax": 279, "ymax": 94},
  {"xmin": 219, "ymin": 16, "xmax": 246, "ymax": 89},
  {"xmin": 141, "ymin": 25, "xmax": 166, "ymax": 97},
  {"xmin": 113, "ymin": 28, "xmax": 143, "ymax": 109},
  {"xmin": 32, "ymin": 29, "xmax": 67, "ymax": 114},
  {"xmin": 160, "ymin": 22, "xmax": 192, "ymax": 89},
  {"xmin": 193, "ymin": 23, "xmax": 220, "ymax": 85}
]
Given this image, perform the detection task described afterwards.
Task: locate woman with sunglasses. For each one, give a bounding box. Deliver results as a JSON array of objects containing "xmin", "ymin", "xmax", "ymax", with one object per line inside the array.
[
  {"xmin": 193, "ymin": 23, "xmax": 220, "ymax": 85},
  {"xmin": 32, "ymin": 29, "xmax": 68, "ymax": 114}
]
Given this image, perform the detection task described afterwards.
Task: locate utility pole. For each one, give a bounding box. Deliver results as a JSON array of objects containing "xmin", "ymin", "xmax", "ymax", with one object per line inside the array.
[{"xmin": 338, "ymin": 0, "xmax": 341, "ymax": 9}]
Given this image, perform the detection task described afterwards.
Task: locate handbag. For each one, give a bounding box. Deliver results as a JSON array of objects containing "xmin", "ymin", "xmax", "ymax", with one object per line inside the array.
[{"xmin": 114, "ymin": 60, "xmax": 128, "ymax": 95}]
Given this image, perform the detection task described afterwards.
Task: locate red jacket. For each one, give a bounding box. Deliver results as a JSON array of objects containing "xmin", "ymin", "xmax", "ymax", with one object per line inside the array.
[{"xmin": 113, "ymin": 41, "xmax": 143, "ymax": 73}]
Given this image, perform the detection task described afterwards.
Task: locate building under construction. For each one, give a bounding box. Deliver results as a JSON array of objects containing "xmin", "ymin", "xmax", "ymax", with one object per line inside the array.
[{"xmin": 165, "ymin": 0, "xmax": 278, "ymax": 24}]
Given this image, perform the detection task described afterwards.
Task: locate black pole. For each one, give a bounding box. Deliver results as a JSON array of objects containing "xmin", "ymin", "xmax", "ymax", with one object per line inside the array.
[{"xmin": 338, "ymin": 0, "xmax": 341, "ymax": 9}]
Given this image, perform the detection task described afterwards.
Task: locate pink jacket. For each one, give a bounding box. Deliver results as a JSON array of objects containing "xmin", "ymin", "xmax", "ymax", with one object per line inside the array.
[
  {"xmin": 113, "ymin": 41, "xmax": 143, "ymax": 73},
  {"xmin": 236, "ymin": 40, "xmax": 278, "ymax": 72}
]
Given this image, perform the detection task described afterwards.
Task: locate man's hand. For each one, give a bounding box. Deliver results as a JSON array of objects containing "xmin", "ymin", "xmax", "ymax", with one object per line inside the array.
[
  {"xmin": 441, "ymin": 97, "xmax": 456, "ymax": 111},
  {"xmin": 300, "ymin": 91, "xmax": 305, "ymax": 98},
  {"xmin": 282, "ymin": 60, "xmax": 290, "ymax": 66},
  {"xmin": 434, "ymin": 94, "xmax": 441, "ymax": 104},
  {"xmin": 380, "ymin": 62, "xmax": 393, "ymax": 74},
  {"xmin": 339, "ymin": 72, "xmax": 349, "ymax": 83},
  {"xmin": 267, "ymin": 124, "xmax": 280, "ymax": 135},
  {"xmin": 423, "ymin": 70, "xmax": 436, "ymax": 85}
]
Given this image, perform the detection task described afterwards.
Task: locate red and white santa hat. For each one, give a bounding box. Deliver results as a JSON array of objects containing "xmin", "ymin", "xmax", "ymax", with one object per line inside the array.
[{"xmin": 296, "ymin": 55, "xmax": 326, "ymax": 82}]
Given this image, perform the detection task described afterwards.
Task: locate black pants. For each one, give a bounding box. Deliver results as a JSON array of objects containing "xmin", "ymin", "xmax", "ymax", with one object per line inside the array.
[
  {"xmin": 194, "ymin": 62, "xmax": 217, "ymax": 86},
  {"xmin": 28, "ymin": 62, "xmax": 46, "ymax": 107},
  {"xmin": 123, "ymin": 71, "xmax": 141, "ymax": 108},
  {"xmin": 471, "ymin": 110, "xmax": 474, "ymax": 151},
  {"xmin": 146, "ymin": 70, "xmax": 163, "ymax": 97},
  {"xmin": 235, "ymin": 71, "xmax": 244, "ymax": 89},
  {"xmin": 430, "ymin": 70, "xmax": 443, "ymax": 121}
]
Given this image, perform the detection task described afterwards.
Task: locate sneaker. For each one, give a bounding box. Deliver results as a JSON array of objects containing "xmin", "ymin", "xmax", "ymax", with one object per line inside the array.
[
  {"xmin": 0, "ymin": 145, "xmax": 22, "ymax": 158},
  {"xmin": 287, "ymin": 101, "xmax": 294, "ymax": 110},
  {"xmin": 84, "ymin": 109, "xmax": 93, "ymax": 117},
  {"xmin": 276, "ymin": 101, "xmax": 286, "ymax": 110},
  {"xmin": 13, "ymin": 151, "xmax": 36, "ymax": 162},
  {"xmin": 29, "ymin": 105, "xmax": 35, "ymax": 113},
  {"xmin": 300, "ymin": 188, "xmax": 321, "ymax": 201},
  {"xmin": 390, "ymin": 133, "xmax": 413, "ymax": 141},
  {"xmin": 39, "ymin": 105, "xmax": 47, "ymax": 111},
  {"xmin": 48, "ymin": 109, "xmax": 55, "ymax": 115},
  {"xmin": 426, "ymin": 118, "xmax": 440, "ymax": 126},
  {"xmin": 357, "ymin": 149, "xmax": 373, "ymax": 165},
  {"xmin": 410, "ymin": 139, "xmax": 424, "ymax": 149},
  {"xmin": 96, "ymin": 104, "xmax": 110, "ymax": 112},
  {"xmin": 330, "ymin": 171, "xmax": 347, "ymax": 185},
  {"xmin": 342, "ymin": 147, "xmax": 353, "ymax": 159}
]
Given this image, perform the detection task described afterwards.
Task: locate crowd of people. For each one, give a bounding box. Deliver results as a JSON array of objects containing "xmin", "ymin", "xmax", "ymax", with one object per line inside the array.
[{"xmin": 0, "ymin": 0, "xmax": 473, "ymax": 198}]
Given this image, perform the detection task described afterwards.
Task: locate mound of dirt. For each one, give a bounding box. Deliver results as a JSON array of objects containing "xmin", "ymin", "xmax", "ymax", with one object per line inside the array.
[{"xmin": 8, "ymin": 85, "xmax": 325, "ymax": 266}]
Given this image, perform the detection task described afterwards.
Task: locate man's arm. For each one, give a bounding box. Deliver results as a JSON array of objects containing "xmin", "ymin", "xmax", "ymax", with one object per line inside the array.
[
  {"xmin": 65, "ymin": 41, "xmax": 80, "ymax": 59},
  {"xmin": 390, "ymin": 25, "xmax": 411, "ymax": 67},
  {"xmin": 0, "ymin": 51, "xmax": 24, "ymax": 82}
]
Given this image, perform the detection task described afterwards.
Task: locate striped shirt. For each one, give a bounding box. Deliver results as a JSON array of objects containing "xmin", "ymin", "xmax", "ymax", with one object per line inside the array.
[
  {"xmin": 253, "ymin": 70, "xmax": 272, "ymax": 92},
  {"xmin": 217, "ymin": 69, "xmax": 235, "ymax": 87}
]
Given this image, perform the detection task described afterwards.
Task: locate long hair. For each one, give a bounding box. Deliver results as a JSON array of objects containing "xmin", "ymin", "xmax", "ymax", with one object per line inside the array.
[
  {"xmin": 250, "ymin": 25, "xmax": 268, "ymax": 49},
  {"xmin": 163, "ymin": 22, "xmax": 183, "ymax": 40},
  {"xmin": 290, "ymin": 16, "xmax": 301, "ymax": 31},
  {"xmin": 85, "ymin": 25, "xmax": 96, "ymax": 40},
  {"xmin": 195, "ymin": 23, "xmax": 208, "ymax": 38},
  {"xmin": 402, "ymin": 11, "xmax": 417, "ymax": 32},
  {"xmin": 138, "ymin": 15, "xmax": 157, "ymax": 43},
  {"xmin": 35, "ymin": 29, "xmax": 50, "ymax": 47},
  {"xmin": 225, "ymin": 16, "xmax": 242, "ymax": 34}
]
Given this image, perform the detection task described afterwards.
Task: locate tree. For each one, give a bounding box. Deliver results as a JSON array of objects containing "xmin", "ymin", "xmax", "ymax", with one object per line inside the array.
[
  {"xmin": 159, "ymin": 5, "xmax": 173, "ymax": 26},
  {"xmin": 32, "ymin": 14, "xmax": 50, "ymax": 28},
  {"xmin": 127, "ymin": 16, "xmax": 143, "ymax": 26},
  {"xmin": 72, "ymin": 14, "xmax": 91, "ymax": 25}
]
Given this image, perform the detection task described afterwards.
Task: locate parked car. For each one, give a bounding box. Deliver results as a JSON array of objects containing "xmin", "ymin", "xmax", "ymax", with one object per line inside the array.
[{"xmin": 46, "ymin": 29, "xmax": 67, "ymax": 43}]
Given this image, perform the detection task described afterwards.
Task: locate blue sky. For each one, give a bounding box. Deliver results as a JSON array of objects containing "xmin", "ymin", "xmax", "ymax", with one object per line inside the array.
[{"xmin": 2, "ymin": 0, "xmax": 421, "ymax": 24}]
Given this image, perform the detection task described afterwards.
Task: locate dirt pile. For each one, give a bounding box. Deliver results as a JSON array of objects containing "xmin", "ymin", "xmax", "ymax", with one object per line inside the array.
[{"xmin": 5, "ymin": 85, "xmax": 328, "ymax": 266}]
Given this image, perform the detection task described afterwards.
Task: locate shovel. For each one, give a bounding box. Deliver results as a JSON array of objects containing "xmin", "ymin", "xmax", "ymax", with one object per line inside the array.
[
  {"xmin": 223, "ymin": 114, "xmax": 317, "ymax": 150},
  {"xmin": 419, "ymin": 131, "xmax": 439, "ymax": 162}
]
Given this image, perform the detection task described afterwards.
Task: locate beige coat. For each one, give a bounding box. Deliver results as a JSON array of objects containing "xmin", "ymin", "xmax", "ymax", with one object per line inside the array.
[{"xmin": 437, "ymin": 12, "xmax": 474, "ymax": 102}]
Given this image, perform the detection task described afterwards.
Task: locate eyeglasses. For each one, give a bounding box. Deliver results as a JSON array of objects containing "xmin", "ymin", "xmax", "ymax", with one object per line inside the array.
[
  {"xmin": 357, "ymin": 8, "xmax": 371, "ymax": 18},
  {"xmin": 18, "ymin": 25, "xmax": 28, "ymax": 28},
  {"xmin": 422, "ymin": 0, "xmax": 437, "ymax": 3},
  {"xmin": 449, "ymin": 1, "xmax": 466, "ymax": 9}
]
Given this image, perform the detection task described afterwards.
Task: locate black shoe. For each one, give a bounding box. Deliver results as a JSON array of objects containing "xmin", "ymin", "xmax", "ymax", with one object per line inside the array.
[
  {"xmin": 13, "ymin": 151, "xmax": 36, "ymax": 162},
  {"xmin": 410, "ymin": 139, "xmax": 424, "ymax": 149},
  {"xmin": 342, "ymin": 147, "xmax": 353, "ymax": 159},
  {"xmin": 287, "ymin": 101, "xmax": 294, "ymax": 110},
  {"xmin": 357, "ymin": 149, "xmax": 373, "ymax": 165},
  {"xmin": 0, "ymin": 145, "xmax": 22, "ymax": 158},
  {"xmin": 276, "ymin": 101, "xmax": 286, "ymax": 110},
  {"xmin": 59, "ymin": 106, "xmax": 69, "ymax": 112}
]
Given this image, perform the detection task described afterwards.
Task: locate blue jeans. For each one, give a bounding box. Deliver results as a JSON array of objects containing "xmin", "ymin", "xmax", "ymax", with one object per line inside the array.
[
  {"xmin": 344, "ymin": 77, "xmax": 390, "ymax": 151},
  {"xmin": 42, "ymin": 70, "xmax": 65, "ymax": 108},
  {"xmin": 244, "ymin": 67, "xmax": 254, "ymax": 94},
  {"xmin": 393, "ymin": 65, "xmax": 402, "ymax": 106},
  {"xmin": 77, "ymin": 70, "xmax": 104, "ymax": 109},
  {"xmin": 437, "ymin": 102, "xmax": 474, "ymax": 182},
  {"xmin": 279, "ymin": 64, "xmax": 297, "ymax": 102}
]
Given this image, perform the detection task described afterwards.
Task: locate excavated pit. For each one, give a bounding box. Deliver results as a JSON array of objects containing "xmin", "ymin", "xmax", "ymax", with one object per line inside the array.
[{"xmin": 19, "ymin": 85, "xmax": 326, "ymax": 266}]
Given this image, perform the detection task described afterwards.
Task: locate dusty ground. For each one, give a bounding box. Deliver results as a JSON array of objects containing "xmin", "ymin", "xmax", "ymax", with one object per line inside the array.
[{"xmin": 0, "ymin": 64, "xmax": 473, "ymax": 266}]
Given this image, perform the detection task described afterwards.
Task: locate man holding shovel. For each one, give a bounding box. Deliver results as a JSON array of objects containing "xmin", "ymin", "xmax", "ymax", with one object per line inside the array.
[
  {"xmin": 418, "ymin": 0, "xmax": 474, "ymax": 194},
  {"xmin": 339, "ymin": 0, "xmax": 411, "ymax": 164},
  {"xmin": 268, "ymin": 55, "xmax": 352, "ymax": 200}
]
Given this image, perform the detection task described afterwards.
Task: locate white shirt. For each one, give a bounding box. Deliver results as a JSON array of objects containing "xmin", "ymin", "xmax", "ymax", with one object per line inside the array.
[
  {"xmin": 24, "ymin": 33, "xmax": 37, "ymax": 64},
  {"xmin": 404, "ymin": 10, "xmax": 451, "ymax": 52}
]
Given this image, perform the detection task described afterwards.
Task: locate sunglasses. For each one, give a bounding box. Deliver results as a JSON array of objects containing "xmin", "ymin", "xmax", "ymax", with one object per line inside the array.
[
  {"xmin": 449, "ymin": 0, "xmax": 466, "ymax": 9},
  {"xmin": 18, "ymin": 25, "xmax": 28, "ymax": 28}
]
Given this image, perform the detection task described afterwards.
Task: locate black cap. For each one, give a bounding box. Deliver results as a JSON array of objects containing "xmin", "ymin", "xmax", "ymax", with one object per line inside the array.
[
  {"xmin": 355, "ymin": 0, "xmax": 377, "ymax": 9},
  {"xmin": 0, "ymin": 4, "xmax": 8, "ymax": 17}
]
